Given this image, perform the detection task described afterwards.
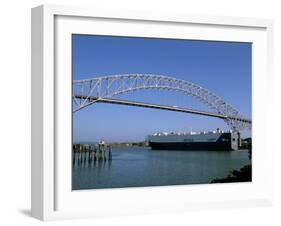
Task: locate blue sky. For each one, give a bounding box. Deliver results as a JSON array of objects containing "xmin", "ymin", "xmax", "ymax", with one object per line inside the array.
[{"xmin": 72, "ymin": 35, "xmax": 252, "ymax": 142}]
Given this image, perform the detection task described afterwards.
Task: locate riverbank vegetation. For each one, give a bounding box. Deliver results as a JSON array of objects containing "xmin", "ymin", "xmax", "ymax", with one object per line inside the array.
[
  {"xmin": 211, "ymin": 164, "xmax": 252, "ymax": 183},
  {"xmin": 211, "ymin": 146, "xmax": 252, "ymax": 183}
]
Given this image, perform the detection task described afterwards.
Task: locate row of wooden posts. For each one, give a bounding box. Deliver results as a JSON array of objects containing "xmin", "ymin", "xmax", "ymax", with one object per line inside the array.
[{"xmin": 73, "ymin": 143, "xmax": 112, "ymax": 162}]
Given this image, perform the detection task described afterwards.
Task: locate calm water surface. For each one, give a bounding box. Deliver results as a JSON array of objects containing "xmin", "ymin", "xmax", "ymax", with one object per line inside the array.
[{"xmin": 72, "ymin": 148, "xmax": 251, "ymax": 190}]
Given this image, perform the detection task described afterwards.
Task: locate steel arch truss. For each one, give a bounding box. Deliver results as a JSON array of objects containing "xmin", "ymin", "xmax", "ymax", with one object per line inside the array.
[{"xmin": 73, "ymin": 74, "xmax": 251, "ymax": 131}]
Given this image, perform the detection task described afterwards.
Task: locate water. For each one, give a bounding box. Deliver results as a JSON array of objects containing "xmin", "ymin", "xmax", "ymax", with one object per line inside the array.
[{"xmin": 72, "ymin": 148, "xmax": 251, "ymax": 190}]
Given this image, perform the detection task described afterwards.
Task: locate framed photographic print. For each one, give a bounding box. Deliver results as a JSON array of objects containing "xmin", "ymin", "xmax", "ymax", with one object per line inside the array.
[{"xmin": 31, "ymin": 4, "xmax": 274, "ymax": 221}]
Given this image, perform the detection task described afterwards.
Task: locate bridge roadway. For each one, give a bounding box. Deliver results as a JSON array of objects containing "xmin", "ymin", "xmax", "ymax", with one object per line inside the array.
[{"xmin": 75, "ymin": 95, "xmax": 251, "ymax": 124}]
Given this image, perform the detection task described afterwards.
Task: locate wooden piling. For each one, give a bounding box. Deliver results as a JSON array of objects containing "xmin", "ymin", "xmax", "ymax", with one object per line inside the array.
[
  {"xmin": 108, "ymin": 146, "xmax": 112, "ymax": 161},
  {"xmin": 93, "ymin": 148, "xmax": 97, "ymax": 161}
]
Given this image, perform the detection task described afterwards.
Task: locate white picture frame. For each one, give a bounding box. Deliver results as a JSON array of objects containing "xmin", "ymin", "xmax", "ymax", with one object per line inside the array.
[{"xmin": 31, "ymin": 4, "xmax": 274, "ymax": 221}]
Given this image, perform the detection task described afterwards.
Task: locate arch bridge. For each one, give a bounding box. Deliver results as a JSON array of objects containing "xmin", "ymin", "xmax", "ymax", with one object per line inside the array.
[{"xmin": 73, "ymin": 74, "xmax": 251, "ymax": 131}]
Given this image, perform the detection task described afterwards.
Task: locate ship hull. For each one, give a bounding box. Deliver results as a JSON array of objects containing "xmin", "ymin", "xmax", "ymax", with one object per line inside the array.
[
  {"xmin": 149, "ymin": 141, "xmax": 233, "ymax": 151},
  {"xmin": 148, "ymin": 131, "xmax": 239, "ymax": 151}
]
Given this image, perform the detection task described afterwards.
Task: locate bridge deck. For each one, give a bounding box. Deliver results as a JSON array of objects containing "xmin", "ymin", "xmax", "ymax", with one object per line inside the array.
[{"xmin": 74, "ymin": 95, "xmax": 251, "ymax": 124}]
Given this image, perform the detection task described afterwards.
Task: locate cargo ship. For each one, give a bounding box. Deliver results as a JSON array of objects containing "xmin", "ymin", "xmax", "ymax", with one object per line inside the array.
[{"xmin": 148, "ymin": 129, "xmax": 240, "ymax": 151}]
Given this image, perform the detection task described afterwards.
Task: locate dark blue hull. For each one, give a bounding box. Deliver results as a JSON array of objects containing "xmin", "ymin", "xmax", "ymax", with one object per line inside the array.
[{"xmin": 149, "ymin": 141, "xmax": 233, "ymax": 151}]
